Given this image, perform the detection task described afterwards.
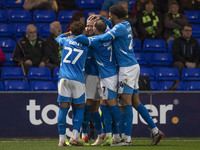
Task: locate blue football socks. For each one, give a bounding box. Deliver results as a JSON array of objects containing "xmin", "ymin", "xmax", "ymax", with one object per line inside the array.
[
  {"xmin": 123, "ymin": 105, "xmax": 133, "ymax": 136},
  {"xmin": 73, "ymin": 107, "xmax": 85, "ymax": 132},
  {"xmin": 136, "ymin": 103, "xmax": 156, "ymax": 129},
  {"xmin": 57, "ymin": 107, "xmax": 69, "ymax": 135},
  {"xmin": 91, "ymin": 112, "xmax": 103, "ymax": 135},
  {"xmin": 82, "ymin": 105, "xmax": 91, "ymax": 134},
  {"xmin": 100, "ymin": 105, "xmax": 112, "ymax": 134}
]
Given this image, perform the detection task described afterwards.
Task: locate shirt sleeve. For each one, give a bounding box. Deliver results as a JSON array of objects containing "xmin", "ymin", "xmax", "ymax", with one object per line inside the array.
[{"xmin": 55, "ymin": 33, "xmax": 67, "ymax": 46}]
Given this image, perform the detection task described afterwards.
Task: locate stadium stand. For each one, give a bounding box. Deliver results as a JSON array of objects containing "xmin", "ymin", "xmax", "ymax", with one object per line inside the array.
[
  {"xmin": 27, "ymin": 67, "xmax": 52, "ymax": 81},
  {"xmin": 185, "ymin": 81, "xmax": 200, "ymax": 91},
  {"xmin": 1, "ymin": 67, "xmax": 25, "ymax": 80},
  {"xmin": 33, "ymin": 10, "xmax": 56, "ymax": 23},
  {"xmin": 135, "ymin": 52, "xmax": 147, "ymax": 66},
  {"xmin": 143, "ymin": 39, "xmax": 167, "ymax": 52},
  {"xmin": 2, "ymin": 53, "xmax": 17, "ymax": 66},
  {"xmin": 159, "ymin": 81, "xmax": 185, "ymax": 91},
  {"xmin": 58, "ymin": 10, "xmax": 78, "ymax": 23},
  {"xmin": 53, "ymin": 67, "xmax": 59, "ymax": 82},
  {"xmin": 4, "ymin": 80, "xmax": 30, "ymax": 91},
  {"xmin": 0, "ymin": 38, "xmax": 16, "ymax": 52},
  {"xmin": 0, "ymin": 23, "xmax": 12, "ymax": 37},
  {"xmin": 8, "ymin": 9, "xmax": 32, "ymax": 23},
  {"xmin": 181, "ymin": 68, "xmax": 200, "ymax": 81},
  {"xmin": 0, "ymin": 82, "xmax": 4, "ymax": 91},
  {"xmin": 140, "ymin": 67, "xmax": 155, "ymax": 80},
  {"xmin": 75, "ymin": 0, "xmax": 100, "ymax": 9},
  {"xmin": 0, "ymin": 10, "xmax": 7, "ymax": 22},
  {"xmin": 150, "ymin": 81, "xmax": 160, "ymax": 90},
  {"xmin": 185, "ymin": 11, "xmax": 200, "ymax": 23},
  {"xmin": 30, "ymin": 80, "xmax": 56, "ymax": 91},
  {"xmin": 155, "ymin": 67, "xmax": 180, "ymax": 81},
  {"xmin": 133, "ymin": 39, "xmax": 142, "ymax": 52}
]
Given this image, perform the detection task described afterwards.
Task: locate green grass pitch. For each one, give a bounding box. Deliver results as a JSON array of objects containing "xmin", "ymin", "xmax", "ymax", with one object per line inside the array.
[{"xmin": 0, "ymin": 138, "xmax": 200, "ymax": 150}]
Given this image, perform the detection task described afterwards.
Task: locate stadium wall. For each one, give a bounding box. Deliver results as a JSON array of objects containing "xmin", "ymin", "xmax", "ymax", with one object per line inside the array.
[{"xmin": 0, "ymin": 91, "xmax": 200, "ymax": 138}]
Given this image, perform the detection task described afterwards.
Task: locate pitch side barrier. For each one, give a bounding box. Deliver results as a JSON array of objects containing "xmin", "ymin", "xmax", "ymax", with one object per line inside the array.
[{"xmin": 0, "ymin": 91, "xmax": 199, "ymax": 138}]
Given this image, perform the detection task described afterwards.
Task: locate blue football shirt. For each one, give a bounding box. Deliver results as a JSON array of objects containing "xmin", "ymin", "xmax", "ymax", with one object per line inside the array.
[{"xmin": 56, "ymin": 33, "xmax": 89, "ymax": 83}]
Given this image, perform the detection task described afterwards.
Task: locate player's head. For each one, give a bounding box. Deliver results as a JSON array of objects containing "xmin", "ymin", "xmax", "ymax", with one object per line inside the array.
[
  {"xmin": 93, "ymin": 19, "xmax": 107, "ymax": 35},
  {"xmin": 26, "ymin": 24, "xmax": 37, "ymax": 42},
  {"xmin": 70, "ymin": 21, "xmax": 85, "ymax": 36},
  {"xmin": 50, "ymin": 21, "xmax": 62, "ymax": 37},
  {"xmin": 109, "ymin": 5, "xmax": 127, "ymax": 25},
  {"xmin": 86, "ymin": 16, "xmax": 97, "ymax": 36}
]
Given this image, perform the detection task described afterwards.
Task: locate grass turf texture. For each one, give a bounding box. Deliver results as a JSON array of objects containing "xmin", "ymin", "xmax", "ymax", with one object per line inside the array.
[{"xmin": 0, "ymin": 138, "xmax": 200, "ymax": 150}]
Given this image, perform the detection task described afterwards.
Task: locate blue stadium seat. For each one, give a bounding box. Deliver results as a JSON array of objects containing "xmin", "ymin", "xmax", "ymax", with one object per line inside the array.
[
  {"xmin": 58, "ymin": 10, "xmax": 77, "ymax": 23},
  {"xmin": 192, "ymin": 24, "xmax": 200, "ymax": 38},
  {"xmin": 135, "ymin": 52, "xmax": 147, "ymax": 66},
  {"xmin": 8, "ymin": 9, "xmax": 32, "ymax": 23},
  {"xmin": 143, "ymin": 39, "xmax": 167, "ymax": 52},
  {"xmin": 185, "ymin": 11, "xmax": 200, "ymax": 23},
  {"xmin": 129, "ymin": 0, "xmax": 136, "ymax": 8},
  {"xmin": 4, "ymin": 0, "xmax": 24, "ymax": 8},
  {"xmin": 0, "ymin": 38, "xmax": 16, "ymax": 52},
  {"xmin": 37, "ymin": 23, "xmax": 50, "ymax": 38},
  {"xmin": 168, "ymin": 40, "xmax": 174, "ymax": 52},
  {"xmin": 12, "ymin": 23, "xmax": 29, "ymax": 39},
  {"xmin": 155, "ymin": 67, "xmax": 180, "ymax": 81},
  {"xmin": 2, "ymin": 53, "xmax": 17, "ymax": 66},
  {"xmin": 53, "ymin": 67, "xmax": 59, "ymax": 82},
  {"xmin": 185, "ymin": 81, "xmax": 200, "ymax": 91},
  {"xmin": 159, "ymin": 81, "xmax": 185, "ymax": 91},
  {"xmin": 30, "ymin": 81, "xmax": 56, "ymax": 91},
  {"xmin": 1, "ymin": 67, "xmax": 25, "ymax": 80},
  {"xmin": 133, "ymin": 39, "xmax": 142, "ymax": 52},
  {"xmin": 181, "ymin": 68, "xmax": 200, "ymax": 81},
  {"xmin": 33, "ymin": 10, "xmax": 56, "ymax": 23},
  {"xmin": 140, "ymin": 67, "xmax": 155, "ymax": 80},
  {"xmin": 61, "ymin": 23, "xmax": 68, "ymax": 32},
  {"xmin": 146, "ymin": 53, "xmax": 173, "ymax": 66},
  {"xmin": 150, "ymin": 81, "xmax": 160, "ymax": 90},
  {"xmin": 0, "ymin": 24, "xmax": 12, "ymax": 37},
  {"xmin": 0, "ymin": 82, "xmax": 4, "ymax": 91},
  {"xmin": 75, "ymin": 0, "xmax": 100, "ymax": 9},
  {"xmin": 84, "ymin": 9, "xmax": 100, "ymax": 19},
  {"xmin": 0, "ymin": 10, "xmax": 7, "ymax": 22},
  {"xmin": 27, "ymin": 67, "xmax": 52, "ymax": 81},
  {"xmin": 4, "ymin": 80, "xmax": 30, "ymax": 91}
]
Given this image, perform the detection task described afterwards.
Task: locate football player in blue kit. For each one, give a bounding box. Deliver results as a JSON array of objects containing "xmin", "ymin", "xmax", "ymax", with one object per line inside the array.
[
  {"xmin": 94, "ymin": 5, "xmax": 164, "ymax": 145},
  {"xmin": 76, "ymin": 19, "xmax": 125, "ymax": 146},
  {"xmin": 55, "ymin": 21, "xmax": 89, "ymax": 146},
  {"xmin": 81, "ymin": 17, "xmax": 105, "ymax": 145}
]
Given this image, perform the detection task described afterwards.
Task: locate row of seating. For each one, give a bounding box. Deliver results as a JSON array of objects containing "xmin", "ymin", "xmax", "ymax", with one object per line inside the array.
[
  {"xmin": 0, "ymin": 80, "xmax": 57, "ymax": 91},
  {"xmin": 0, "ymin": 78, "xmax": 199, "ymax": 91},
  {"xmin": 1, "ymin": 67, "xmax": 200, "ymax": 82}
]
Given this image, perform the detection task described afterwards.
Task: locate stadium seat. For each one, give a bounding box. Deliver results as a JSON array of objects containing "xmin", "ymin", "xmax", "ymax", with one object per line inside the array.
[
  {"xmin": 150, "ymin": 81, "xmax": 160, "ymax": 90},
  {"xmin": 1, "ymin": 67, "xmax": 25, "ymax": 80},
  {"xmin": 185, "ymin": 81, "xmax": 200, "ymax": 91},
  {"xmin": 61, "ymin": 23, "xmax": 68, "ymax": 32},
  {"xmin": 58, "ymin": 10, "xmax": 77, "ymax": 23},
  {"xmin": 30, "ymin": 81, "xmax": 56, "ymax": 91},
  {"xmin": 4, "ymin": 80, "xmax": 30, "ymax": 91},
  {"xmin": 8, "ymin": 9, "xmax": 32, "ymax": 23},
  {"xmin": 0, "ymin": 24, "xmax": 12, "ymax": 37},
  {"xmin": 27, "ymin": 67, "xmax": 52, "ymax": 81},
  {"xmin": 53, "ymin": 67, "xmax": 60, "ymax": 82},
  {"xmin": 133, "ymin": 39, "xmax": 142, "ymax": 52},
  {"xmin": 181, "ymin": 68, "xmax": 200, "ymax": 81},
  {"xmin": 12, "ymin": 23, "xmax": 29, "ymax": 39},
  {"xmin": 0, "ymin": 38, "xmax": 16, "ymax": 52},
  {"xmin": 33, "ymin": 10, "xmax": 56, "ymax": 23},
  {"xmin": 0, "ymin": 82, "xmax": 4, "ymax": 91},
  {"xmin": 4, "ymin": 0, "xmax": 24, "ymax": 9},
  {"xmin": 84, "ymin": 9, "xmax": 100, "ymax": 19},
  {"xmin": 192, "ymin": 24, "xmax": 200, "ymax": 38},
  {"xmin": 2, "ymin": 53, "xmax": 17, "ymax": 66},
  {"xmin": 37, "ymin": 23, "xmax": 51, "ymax": 38},
  {"xmin": 135, "ymin": 52, "xmax": 147, "ymax": 66},
  {"xmin": 146, "ymin": 53, "xmax": 173, "ymax": 66},
  {"xmin": 185, "ymin": 11, "xmax": 200, "ymax": 23},
  {"xmin": 75, "ymin": 0, "xmax": 100, "ymax": 9},
  {"xmin": 140, "ymin": 67, "xmax": 155, "ymax": 80},
  {"xmin": 168, "ymin": 40, "xmax": 174, "ymax": 52},
  {"xmin": 0, "ymin": 10, "xmax": 7, "ymax": 22},
  {"xmin": 155, "ymin": 67, "xmax": 180, "ymax": 81},
  {"xmin": 129, "ymin": 0, "xmax": 136, "ymax": 8},
  {"xmin": 143, "ymin": 39, "xmax": 167, "ymax": 52},
  {"xmin": 159, "ymin": 81, "xmax": 185, "ymax": 91}
]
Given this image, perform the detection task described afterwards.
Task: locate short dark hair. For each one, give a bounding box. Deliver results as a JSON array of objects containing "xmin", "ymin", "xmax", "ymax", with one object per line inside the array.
[
  {"xmin": 94, "ymin": 19, "xmax": 107, "ymax": 33},
  {"xmin": 182, "ymin": 23, "xmax": 192, "ymax": 30},
  {"xmin": 109, "ymin": 5, "xmax": 127, "ymax": 19},
  {"xmin": 71, "ymin": 11, "xmax": 85, "ymax": 22},
  {"xmin": 70, "ymin": 21, "xmax": 85, "ymax": 36}
]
